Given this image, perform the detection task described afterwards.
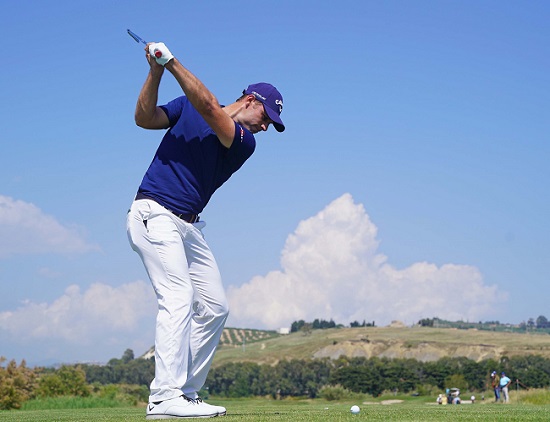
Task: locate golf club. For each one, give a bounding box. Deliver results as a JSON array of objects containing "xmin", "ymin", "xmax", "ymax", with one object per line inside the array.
[{"xmin": 127, "ymin": 29, "xmax": 162, "ymax": 58}]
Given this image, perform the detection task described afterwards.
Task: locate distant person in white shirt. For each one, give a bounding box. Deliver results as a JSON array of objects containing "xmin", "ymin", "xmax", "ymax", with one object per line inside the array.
[{"xmin": 499, "ymin": 372, "xmax": 512, "ymax": 403}]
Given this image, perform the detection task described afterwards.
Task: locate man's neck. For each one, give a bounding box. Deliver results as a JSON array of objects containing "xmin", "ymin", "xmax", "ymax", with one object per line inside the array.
[{"xmin": 223, "ymin": 102, "xmax": 245, "ymax": 121}]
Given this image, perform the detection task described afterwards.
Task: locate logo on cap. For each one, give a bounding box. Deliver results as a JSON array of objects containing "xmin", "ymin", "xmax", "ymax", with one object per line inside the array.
[{"xmin": 251, "ymin": 91, "xmax": 267, "ymax": 101}]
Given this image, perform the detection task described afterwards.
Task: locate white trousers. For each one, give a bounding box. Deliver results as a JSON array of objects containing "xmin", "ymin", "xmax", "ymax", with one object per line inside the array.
[
  {"xmin": 127, "ymin": 199, "xmax": 229, "ymax": 403},
  {"xmin": 501, "ymin": 386, "xmax": 509, "ymax": 403}
]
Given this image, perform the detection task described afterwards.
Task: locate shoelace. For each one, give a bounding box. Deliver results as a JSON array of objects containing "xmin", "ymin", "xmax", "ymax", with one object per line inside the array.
[
  {"xmin": 181, "ymin": 395, "xmax": 196, "ymax": 403},
  {"xmin": 182, "ymin": 395, "xmax": 204, "ymax": 405},
  {"xmin": 151, "ymin": 396, "xmax": 204, "ymax": 407}
]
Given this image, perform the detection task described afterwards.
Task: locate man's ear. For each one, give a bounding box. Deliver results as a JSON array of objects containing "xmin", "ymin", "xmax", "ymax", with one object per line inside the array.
[{"xmin": 244, "ymin": 95, "xmax": 256, "ymax": 107}]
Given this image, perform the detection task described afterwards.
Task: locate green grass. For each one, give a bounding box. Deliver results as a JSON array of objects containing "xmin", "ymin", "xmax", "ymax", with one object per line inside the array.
[
  {"xmin": 20, "ymin": 396, "xmax": 130, "ymax": 410},
  {"xmin": 519, "ymin": 388, "xmax": 550, "ymax": 405},
  {"xmin": 1, "ymin": 396, "xmax": 550, "ymax": 421}
]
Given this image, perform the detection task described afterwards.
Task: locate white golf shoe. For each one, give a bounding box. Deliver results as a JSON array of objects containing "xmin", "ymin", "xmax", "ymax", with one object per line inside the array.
[
  {"xmin": 145, "ymin": 395, "xmax": 218, "ymax": 419},
  {"xmin": 194, "ymin": 397, "xmax": 227, "ymax": 416}
]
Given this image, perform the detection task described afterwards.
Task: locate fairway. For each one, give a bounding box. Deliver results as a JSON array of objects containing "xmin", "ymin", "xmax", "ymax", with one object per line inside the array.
[{"xmin": 1, "ymin": 398, "xmax": 549, "ymax": 421}]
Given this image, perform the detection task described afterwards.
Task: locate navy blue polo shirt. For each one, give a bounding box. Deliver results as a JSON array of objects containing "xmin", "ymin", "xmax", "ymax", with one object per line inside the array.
[{"xmin": 137, "ymin": 96, "xmax": 256, "ymax": 215}]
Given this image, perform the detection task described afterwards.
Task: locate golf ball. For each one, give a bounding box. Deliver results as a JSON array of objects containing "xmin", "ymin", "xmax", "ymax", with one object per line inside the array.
[{"xmin": 350, "ymin": 405, "xmax": 360, "ymax": 414}]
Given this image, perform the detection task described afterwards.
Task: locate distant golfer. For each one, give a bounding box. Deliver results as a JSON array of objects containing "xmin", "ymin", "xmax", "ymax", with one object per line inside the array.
[
  {"xmin": 490, "ymin": 371, "xmax": 500, "ymax": 402},
  {"xmin": 126, "ymin": 40, "xmax": 285, "ymax": 419},
  {"xmin": 499, "ymin": 372, "xmax": 512, "ymax": 403}
]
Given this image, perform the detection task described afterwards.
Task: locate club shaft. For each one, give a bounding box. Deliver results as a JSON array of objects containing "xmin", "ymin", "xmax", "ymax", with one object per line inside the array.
[
  {"xmin": 127, "ymin": 29, "xmax": 147, "ymax": 44},
  {"xmin": 127, "ymin": 29, "xmax": 163, "ymax": 58}
]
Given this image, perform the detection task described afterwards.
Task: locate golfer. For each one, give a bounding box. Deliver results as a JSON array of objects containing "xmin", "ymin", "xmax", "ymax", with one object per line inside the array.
[
  {"xmin": 127, "ymin": 41, "xmax": 285, "ymax": 419},
  {"xmin": 490, "ymin": 371, "xmax": 500, "ymax": 402},
  {"xmin": 499, "ymin": 372, "xmax": 512, "ymax": 403}
]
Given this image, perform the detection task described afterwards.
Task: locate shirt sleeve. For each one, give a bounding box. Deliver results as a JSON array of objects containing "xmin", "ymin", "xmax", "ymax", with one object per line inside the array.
[
  {"xmin": 159, "ymin": 96, "xmax": 187, "ymax": 127},
  {"xmin": 225, "ymin": 122, "xmax": 256, "ymax": 170}
]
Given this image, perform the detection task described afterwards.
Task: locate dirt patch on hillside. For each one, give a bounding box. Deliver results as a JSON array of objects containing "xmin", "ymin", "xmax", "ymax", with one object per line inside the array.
[{"xmin": 313, "ymin": 339, "xmax": 503, "ymax": 362}]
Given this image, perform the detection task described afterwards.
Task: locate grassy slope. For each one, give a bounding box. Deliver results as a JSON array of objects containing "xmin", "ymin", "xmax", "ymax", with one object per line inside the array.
[{"xmin": 212, "ymin": 326, "xmax": 550, "ymax": 367}]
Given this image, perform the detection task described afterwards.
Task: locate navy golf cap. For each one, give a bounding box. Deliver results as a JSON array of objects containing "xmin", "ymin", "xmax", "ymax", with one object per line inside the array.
[{"xmin": 243, "ymin": 83, "xmax": 285, "ymax": 132}]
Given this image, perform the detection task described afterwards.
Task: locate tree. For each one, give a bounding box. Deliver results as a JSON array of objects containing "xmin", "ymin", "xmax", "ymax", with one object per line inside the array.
[
  {"xmin": 290, "ymin": 320, "xmax": 305, "ymax": 333},
  {"xmin": 280, "ymin": 359, "xmax": 332, "ymax": 398},
  {"xmin": 37, "ymin": 365, "xmax": 90, "ymax": 398},
  {"xmin": 418, "ymin": 318, "xmax": 434, "ymax": 327},
  {"xmin": 444, "ymin": 374, "xmax": 469, "ymax": 392},
  {"xmin": 506, "ymin": 355, "xmax": 550, "ymax": 388},
  {"xmin": 379, "ymin": 358, "xmax": 419, "ymax": 393},
  {"xmin": 330, "ymin": 359, "xmax": 384, "ymax": 397},
  {"xmin": 37, "ymin": 373, "xmax": 65, "ymax": 397},
  {"xmin": 536, "ymin": 315, "xmax": 549, "ymax": 329},
  {"xmin": 0, "ymin": 358, "xmax": 36, "ymax": 410},
  {"xmin": 423, "ymin": 357, "xmax": 458, "ymax": 389},
  {"xmin": 122, "ymin": 348, "xmax": 135, "ymax": 363}
]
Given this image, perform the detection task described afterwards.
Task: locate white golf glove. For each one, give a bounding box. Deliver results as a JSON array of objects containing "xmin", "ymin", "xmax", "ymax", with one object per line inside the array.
[{"xmin": 149, "ymin": 42, "xmax": 174, "ymax": 66}]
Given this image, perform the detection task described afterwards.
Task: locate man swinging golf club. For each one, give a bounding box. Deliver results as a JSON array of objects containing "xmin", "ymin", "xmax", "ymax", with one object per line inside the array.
[{"xmin": 126, "ymin": 39, "xmax": 285, "ymax": 419}]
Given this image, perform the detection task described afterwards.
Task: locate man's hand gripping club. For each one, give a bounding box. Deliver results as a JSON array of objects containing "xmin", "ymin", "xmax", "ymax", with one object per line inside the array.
[{"xmin": 147, "ymin": 42, "xmax": 174, "ymax": 66}]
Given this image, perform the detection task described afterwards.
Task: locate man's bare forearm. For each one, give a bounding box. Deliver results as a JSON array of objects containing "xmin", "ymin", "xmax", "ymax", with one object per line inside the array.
[
  {"xmin": 164, "ymin": 58, "xmax": 235, "ymax": 146},
  {"xmin": 135, "ymin": 68, "xmax": 165, "ymax": 128},
  {"xmin": 165, "ymin": 59, "xmax": 220, "ymax": 120}
]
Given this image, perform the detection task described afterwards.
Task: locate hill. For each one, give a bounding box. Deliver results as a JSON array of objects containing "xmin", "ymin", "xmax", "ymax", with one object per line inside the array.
[
  {"xmin": 140, "ymin": 328, "xmax": 280, "ymax": 360},
  {"xmin": 208, "ymin": 325, "xmax": 550, "ymax": 367}
]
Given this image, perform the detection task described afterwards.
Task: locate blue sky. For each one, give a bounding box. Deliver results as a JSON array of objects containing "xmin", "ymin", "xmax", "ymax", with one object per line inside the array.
[{"xmin": 1, "ymin": 1, "xmax": 549, "ymax": 366}]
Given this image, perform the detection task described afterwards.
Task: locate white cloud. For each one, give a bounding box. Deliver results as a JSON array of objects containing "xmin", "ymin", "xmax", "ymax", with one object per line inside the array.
[
  {"xmin": 0, "ymin": 281, "xmax": 156, "ymax": 346},
  {"xmin": 227, "ymin": 193, "xmax": 507, "ymax": 329},
  {"xmin": 0, "ymin": 195, "xmax": 99, "ymax": 257}
]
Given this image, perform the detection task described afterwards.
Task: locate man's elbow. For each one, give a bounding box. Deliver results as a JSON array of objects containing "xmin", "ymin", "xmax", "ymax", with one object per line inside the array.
[
  {"xmin": 135, "ymin": 108, "xmax": 169, "ymax": 129},
  {"xmin": 135, "ymin": 113, "xmax": 159, "ymax": 129},
  {"xmin": 135, "ymin": 114, "xmax": 148, "ymax": 128}
]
